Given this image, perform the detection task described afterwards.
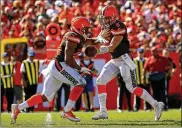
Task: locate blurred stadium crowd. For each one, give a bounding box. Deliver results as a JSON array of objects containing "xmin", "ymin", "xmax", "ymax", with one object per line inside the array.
[
  {"xmin": 1, "ymin": 0, "xmax": 181, "ymax": 51},
  {"xmin": 1, "ymin": 0, "xmax": 181, "ymax": 112}
]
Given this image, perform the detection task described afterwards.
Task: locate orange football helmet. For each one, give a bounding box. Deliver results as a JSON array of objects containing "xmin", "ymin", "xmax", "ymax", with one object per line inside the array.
[
  {"xmin": 71, "ymin": 17, "xmax": 92, "ymax": 38},
  {"xmin": 100, "ymin": 5, "xmax": 118, "ymax": 28}
]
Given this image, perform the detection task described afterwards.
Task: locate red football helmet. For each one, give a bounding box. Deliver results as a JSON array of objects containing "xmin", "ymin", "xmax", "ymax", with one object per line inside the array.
[
  {"xmin": 71, "ymin": 17, "xmax": 92, "ymax": 38},
  {"xmin": 100, "ymin": 5, "xmax": 118, "ymax": 28}
]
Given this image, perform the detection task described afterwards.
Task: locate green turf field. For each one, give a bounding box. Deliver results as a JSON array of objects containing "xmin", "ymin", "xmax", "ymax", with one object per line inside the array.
[{"xmin": 1, "ymin": 109, "xmax": 181, "ymax": 128}]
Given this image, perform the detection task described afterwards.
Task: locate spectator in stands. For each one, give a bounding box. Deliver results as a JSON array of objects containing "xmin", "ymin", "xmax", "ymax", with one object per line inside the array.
[
  {"xmin": 71, "ymin": 2, "xmax": 83, "ymax": 17},
  {"xmin": 134, "ymin": 48, "xmax": 151, "ymax": 112},
  {"xmin": 1, "ymin": 22, "xmax": 9, "ymax": 39},
  {"xmin": 58, "ymin": 3, "xmax": 73, "ymax": 26},
  {"xmin": 143, "ymin": 47, "xmax": 172, "ymax": 109},
  {"xmin": 142, "ymin": 0, "xmax": 157, "ymax": 24},
  {"xmin": 59, "ymin": 19, "xmax": 70, "ymax": 36},
  {"xmin": 19, "ymin": 15, "xmax": 35, "ymax": 46},
  {"xmin": 162, "ymin": 49, "xmax": 176, "ymax": 110},
  {"xmin": 4, "ymin": 6, "xmax": 13, "ymax": 23},
  {"xmin": 137, "ymin": 31, "xmax": 150, "ymax": 49},
  {"xmin": 117, "ymin": 74, "xmax": 132, "ymax": 112},
  {"xmin": 1, "ymin": 52, "xmax": 14, "ymax": 112},
  {"xmin": 11, "ymin": 20, "xmax": 21, "ymax": 37},
  {"xmin": 8, "ymin": 27, "xmax": 20, "ymax": 38},
  {"xmin": 19, "ymin": 14, "xmax": 35, "ymax": 32},
  {"xmin": 33, "ymin": 32, "xmax": 46, "ymax": 50},
  {"xmin": 11, "ymin": 55, "xmax": 23, "ymax": 104},
  {"xmin": 81, "ymin": 1, "xmax": 94, "ymax": 16},
  {"xmin": 34, "ymin": 22, "xmax": 45, "ymax": 37},
  {"xmin": 148, "ymin": 26, "xmax": 158, "ymax": 48}
]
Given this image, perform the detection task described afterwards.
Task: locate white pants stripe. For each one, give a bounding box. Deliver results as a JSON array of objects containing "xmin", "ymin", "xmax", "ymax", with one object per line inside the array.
[{"xmin": 41, "ymin": 60, "xmax": 86, "ymax": 101}]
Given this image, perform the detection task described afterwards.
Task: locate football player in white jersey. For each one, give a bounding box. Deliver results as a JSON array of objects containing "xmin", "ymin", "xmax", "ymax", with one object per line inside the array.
[
  {"xmin": 92, "ymin": 5, "xmax": 164, "ymax": 121},
  {"xmin": 11, "ymin": 17, "xmax": 109, "ymax": 123}
]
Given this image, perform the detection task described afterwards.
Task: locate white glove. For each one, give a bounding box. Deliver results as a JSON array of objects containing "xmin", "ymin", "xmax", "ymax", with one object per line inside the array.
[
  {"xmin": 95, "ymin": 36, "xmax": 109, "ymax": 44},
  {"xmin": 80, "ymin": 67, "xmax": 91, "ymax": 74}
]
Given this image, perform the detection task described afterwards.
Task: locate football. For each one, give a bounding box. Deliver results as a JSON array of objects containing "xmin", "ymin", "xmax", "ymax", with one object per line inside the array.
[{"xmin": 84, "ymin": 45, "xmax": 98, "ymax": 57}]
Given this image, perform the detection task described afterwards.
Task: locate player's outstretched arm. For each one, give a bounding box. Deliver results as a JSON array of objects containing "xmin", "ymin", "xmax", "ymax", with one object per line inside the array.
[
  {"xmin": 98, "ymin": 35, "xmax": 123, "ymax": 54},
  {"xmin": 85, "ymin": 29, "xmax": 110, "ymax": 46}
]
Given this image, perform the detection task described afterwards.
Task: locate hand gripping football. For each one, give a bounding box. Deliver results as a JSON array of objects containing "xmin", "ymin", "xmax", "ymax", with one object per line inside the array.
[{"xmin": 84, "ymin": 46, "xmax": 98, "ymax": 57}]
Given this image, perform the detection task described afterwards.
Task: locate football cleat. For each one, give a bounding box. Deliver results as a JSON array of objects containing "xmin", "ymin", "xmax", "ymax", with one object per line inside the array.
[
  {"xmin": 61, "ymin": 111, "xmax": 80, "ymax": 122},
  {"xmin": 92, "ymin": 111, "xmax": 108, "ymax": 120},
  {"xmin": 11, "ymin": 104, "xmax": 20, "ymax": 124},
  {"xmin": 154, "ymin": 102, "xmax": 164, "ymax": 121},
  {"xmin": 117, "ymin": 109, "xmax": 123, "ymax": 113}
]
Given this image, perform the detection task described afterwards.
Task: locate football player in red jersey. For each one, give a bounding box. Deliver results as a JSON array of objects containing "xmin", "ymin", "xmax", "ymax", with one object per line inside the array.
[
  {"xmin": 11, "ymin": 17, "xmax": 109, "ymax": 123},
  {"xmin": 92, "ymin": 5, "xmax": 164, "ymax": 121}
]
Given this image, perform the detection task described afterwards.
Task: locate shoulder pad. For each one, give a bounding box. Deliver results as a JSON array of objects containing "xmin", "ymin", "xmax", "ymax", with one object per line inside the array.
[
  {"xmin": 111, "ymin": 29, "xmax": 126, "ymax": 36},
  {"xmin": 111, "ymin": 20, "xmax": 126, "ymax": 36},
  {"xmin": 65, "ymin": 32, "xmax": 81, "ymax": 44}
]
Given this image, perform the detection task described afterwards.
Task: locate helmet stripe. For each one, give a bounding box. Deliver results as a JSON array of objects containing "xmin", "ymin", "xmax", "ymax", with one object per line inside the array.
[
  {"xmin": 67, "ymin": 35, "xmax": 80, "ymax": 43},
  {"xmin": 101, "ymin": 6, "xmax": 108, "ymax": 16},
  {"xmin": 111, "ymin": 29, "xmax": 126, "ymax": 36}
]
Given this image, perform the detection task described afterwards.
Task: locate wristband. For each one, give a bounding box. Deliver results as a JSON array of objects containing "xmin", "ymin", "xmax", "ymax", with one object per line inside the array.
[{"xmin": 99, "ymin": 46, "xmax": 109, "ymax": 54}]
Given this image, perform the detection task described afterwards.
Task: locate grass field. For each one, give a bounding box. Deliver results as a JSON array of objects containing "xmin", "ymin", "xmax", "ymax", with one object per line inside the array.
[{"xmin": 1, "ymin": 109, "xmax": 181, "ymax": 128}]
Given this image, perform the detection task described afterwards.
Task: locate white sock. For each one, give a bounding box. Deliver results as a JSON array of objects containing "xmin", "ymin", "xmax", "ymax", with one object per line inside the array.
[
  {"xmin": 64, "ymin": 99, "xmax": 75, "ymax": 112},
  {"xmin": 18, "ymin": 101, "xmax": 28, "ymax": 111},
  {"xmin": 140, "ymin": 89, "xmax": 158, "ymax": 108},
  {"xmin": 98, "ymin": 93, "xmax": 107, "ymax": 112}
]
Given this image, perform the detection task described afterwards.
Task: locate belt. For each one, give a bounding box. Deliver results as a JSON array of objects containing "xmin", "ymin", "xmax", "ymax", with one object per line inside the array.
[{"xmin": 112, "ymin": 55, "xmax": 123, "ymax": 61}]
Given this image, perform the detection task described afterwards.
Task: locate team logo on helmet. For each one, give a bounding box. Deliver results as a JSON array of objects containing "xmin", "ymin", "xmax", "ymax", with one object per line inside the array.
[
  {"xmin": 99, "ymin": 5, "xmax": 118, "ymax": 28},
  {"xmin": 71, "ymin": 17, "xmax": 92, "ymax": 39}
]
